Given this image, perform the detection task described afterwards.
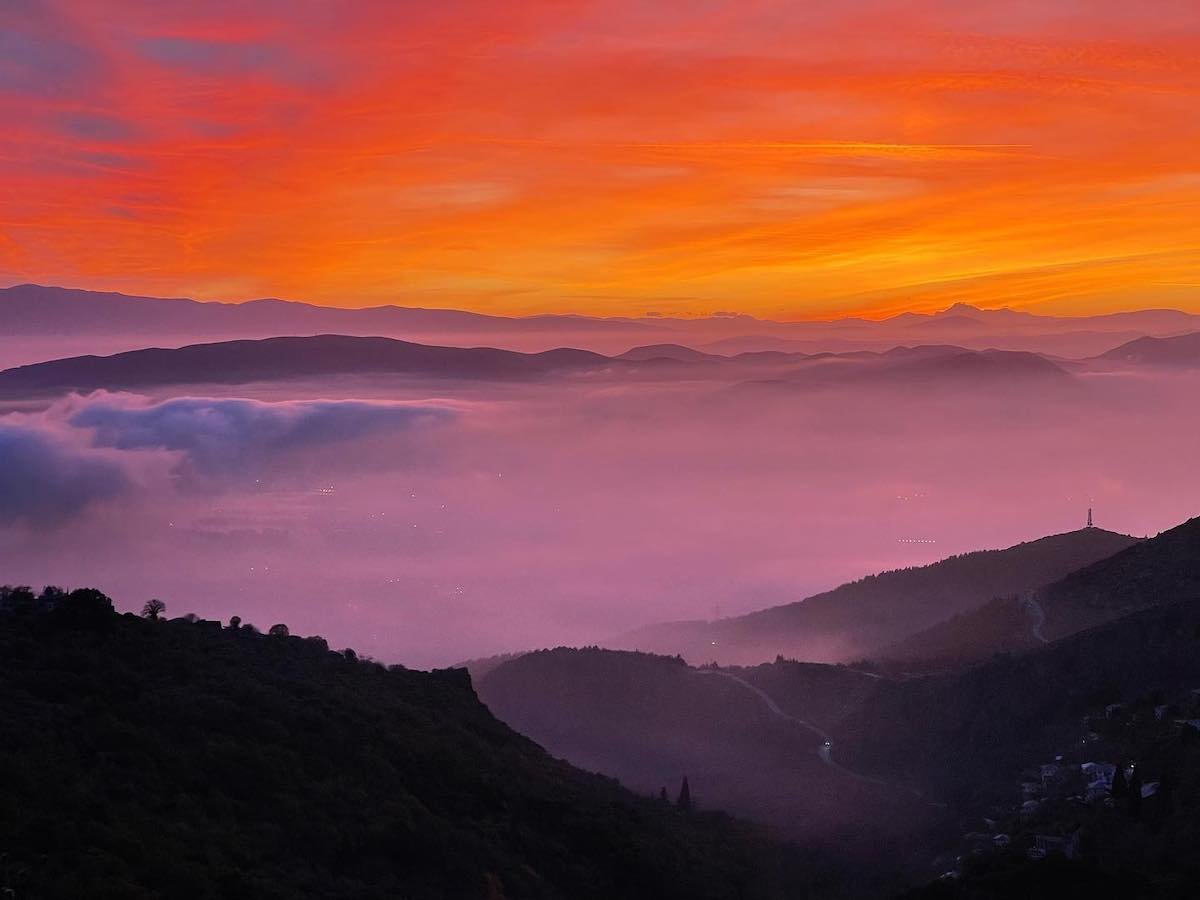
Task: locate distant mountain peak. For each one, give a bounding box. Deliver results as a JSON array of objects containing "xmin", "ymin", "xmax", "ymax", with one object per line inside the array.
[
  {"xmin": 617, "ymin": 343, "xmax": 717, "ymax": 362},
  {"xmin": 937, "ymin": 301, "xmax": 985, "ymax": 316}
]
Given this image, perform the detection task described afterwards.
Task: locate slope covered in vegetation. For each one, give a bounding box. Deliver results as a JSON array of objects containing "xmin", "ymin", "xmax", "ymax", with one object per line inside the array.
[
  {"xmin": 0, "ymin": 587, "xmax": 804, "ymax": 900},
  {"xmin": 837, "ymin": 520, "xmax": 1200, "ymax": 806}
]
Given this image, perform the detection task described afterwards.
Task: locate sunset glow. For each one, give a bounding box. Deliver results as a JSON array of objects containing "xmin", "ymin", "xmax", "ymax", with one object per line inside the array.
[{"xmin": 3, "ymin": 1, "xmax": 1200, "ymax": 317}]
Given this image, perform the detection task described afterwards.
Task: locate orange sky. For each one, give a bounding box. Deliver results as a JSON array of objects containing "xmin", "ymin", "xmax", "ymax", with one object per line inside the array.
[{"xmin": 3, "ymin": 0, "xmax": 1200, "ymax": 318}]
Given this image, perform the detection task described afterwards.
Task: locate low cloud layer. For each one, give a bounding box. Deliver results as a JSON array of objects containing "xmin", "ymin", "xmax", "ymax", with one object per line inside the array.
[
  {"xmin": 69, "ymin": 394, "xmax": 457, "ymax": 474},
  {"xmin": 0, "ymin": 420, "xmax": 132, "ymax": 525},
  {"xmin": 0, "ymin": 393, "xmax": 458, "ymax": 524}
]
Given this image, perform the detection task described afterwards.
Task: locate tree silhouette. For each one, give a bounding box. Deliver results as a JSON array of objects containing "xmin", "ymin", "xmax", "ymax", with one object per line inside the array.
[
  {"xmin": 0, "ymin": 586, "xmax": 35, "ymax": 614},
  {"xmin": 229, "ymin": 616, "xmax": 241, "ymax": 630},
  {"xmin": 1111, "ymin": 764, "xmax": 1128, "ymax": 800},
  {"xmin": 659, "ymin": 787, "xmax": 668, "ymax": 804},
  {"xmin": 53, "ymin": 588, "xmax": 114, "ymax": 627},
  {"xmin": 142, "ymin": 598, "xmax": 166, "ymax": 620},
  {"xmin": 1127, "ymin": 765, "xmax": 1143, "ymax": 819},
  {"xmin": 1157, "ymin": 770, "xmax": 1175, "ymax": 822},
  {"xmin": 39, "ymin": 586, "xmax": 67, "ymax": 607},
  {"xmin": 676, "ymin": 776, "xmax": 692, "ymax": 812},
  {"xmin": 269, "ymin": 623, "xmax": 290, "ymax": 637}
]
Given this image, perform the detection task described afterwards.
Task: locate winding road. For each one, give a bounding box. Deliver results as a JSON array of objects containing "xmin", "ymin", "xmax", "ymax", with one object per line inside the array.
[
  {"xmin": 694, "ymin": 669, "xmax": 901, "ymax": 791},
  {"xmin": 1021, "ymin": 590, "xmax": 1049, "ymax": 644}
]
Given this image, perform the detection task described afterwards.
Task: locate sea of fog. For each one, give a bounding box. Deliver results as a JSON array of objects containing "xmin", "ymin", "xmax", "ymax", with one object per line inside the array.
[{"xmin": 2, "ymin": 369, "xmax": 1198, "ymax": 668}]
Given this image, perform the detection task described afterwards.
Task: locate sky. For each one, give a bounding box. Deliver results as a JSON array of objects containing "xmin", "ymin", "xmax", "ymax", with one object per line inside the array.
[{"xmin": 3, "ymin": 0, "xmax": 1200, "ymax": 318}]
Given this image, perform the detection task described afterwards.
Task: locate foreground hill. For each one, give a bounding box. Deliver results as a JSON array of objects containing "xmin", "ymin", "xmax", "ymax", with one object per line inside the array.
[
  {"xmin": 613, "ymin": 528, "xmax": 1138, "ymax": 665},
  {"xmin": 0, "ymin": 334, "xmax": 616, "ymax": 395},
  {"xmin": 0, "ymin": 588, "xmax": 804, "ymax": 900}
]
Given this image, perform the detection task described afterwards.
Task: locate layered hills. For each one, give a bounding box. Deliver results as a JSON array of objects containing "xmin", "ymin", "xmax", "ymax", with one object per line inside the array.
[{"xmin": 612, "ymin": 528, "xmax": 1139, "ymax": 665}]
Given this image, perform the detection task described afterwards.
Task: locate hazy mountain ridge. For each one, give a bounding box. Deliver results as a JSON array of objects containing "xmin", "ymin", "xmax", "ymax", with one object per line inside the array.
[
  {"xmin": 1095, "ymin": 331, "xmax": 1200, "ymax": 367},
  {"xmin": 5, "ymin": 284, "xmax": 1199, "ymax": 367},
  {"xmin": 1040, "ymin": 516, "xmax": 1200, "ymax": 639},
  {"xmin": 0, "ymin": 334, "xmax": 620, "ymax": 396},
  {"xmin": 0, "ymin": 333, "xmax": 1095, "ymax": 399},
  {"xmin": 871, "ymin": 594, "xmax": 1037, "ymax": 670},
  {"xmin": 612, "ymin": 528, "xmax": 1140, "ymax": 666},
  {"xmin": 871, "ymin": 518, "xmax": 1200, "ymax": 670},
  {"xmin": 0, "ymin": 283, "xmax": 654, "ymax": 336}
]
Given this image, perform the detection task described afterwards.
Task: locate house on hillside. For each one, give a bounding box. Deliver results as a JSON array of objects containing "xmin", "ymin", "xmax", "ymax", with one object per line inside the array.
[
  {"xmin": 1105, "ymin": 703, "xmax": 1124, "ymax": 719},
  {"xmin": 1029, "ymin": 831, "xmax": 1080, "ymax": 861},
  {"xmin": 1080, "ymin": 762, "xmax": 1116, "ymax": 784},
  {"xmin": 1080, "ymin": 761, "xmax": 1117, "ymax": 803},
  {"xmin": 1040, "ymin": 763, "xmax": 1064, "ymax": 790}
]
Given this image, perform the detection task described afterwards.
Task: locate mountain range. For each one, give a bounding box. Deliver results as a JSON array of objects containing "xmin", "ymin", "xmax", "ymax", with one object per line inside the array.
[
  {"xmin": 6, "ymin": 325, "xmax": 1199, "ymax": 401},
  {"xmin": 5, "ymin": 283, "xmax": 1200, "ymax": 367}
]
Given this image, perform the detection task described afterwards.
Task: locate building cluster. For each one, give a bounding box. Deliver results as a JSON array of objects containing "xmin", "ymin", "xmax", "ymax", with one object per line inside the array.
[{"xmin": 943, "ymin": 688, "xmax": 1200, "ymax": 879}]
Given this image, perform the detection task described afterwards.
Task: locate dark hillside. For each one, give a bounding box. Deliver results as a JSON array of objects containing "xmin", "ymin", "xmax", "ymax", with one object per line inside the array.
[
  {"xmin": 725, "ymin": 658, "xmax": 884, "ymax": 731},
  {"xmin": 478, "ymin": 647, "xmax": 943, "ymax": 888},
  {"xmin": 871, "ymin": 595, "xmax": 1036, "ymax": 671},
  {"xmin": 1040, "ymin": 516, "xmax": 1200, "ymax": 639},
  {"xmin": 0, "ymin": 588, "xmax": 803, "ymax": 900},
  {"xmin": 837, "ymin": 596, "xmax": 1200, "ymax": 806}
]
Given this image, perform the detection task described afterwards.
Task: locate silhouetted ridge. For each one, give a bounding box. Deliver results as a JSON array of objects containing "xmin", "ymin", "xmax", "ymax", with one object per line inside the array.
[
  {"xmin": 0, "ymin": 592, "xmax": 802, "ymax": 899},
  {"xmin": 0, "ymin": 334, "xmax": 617, "ymax": 394}
]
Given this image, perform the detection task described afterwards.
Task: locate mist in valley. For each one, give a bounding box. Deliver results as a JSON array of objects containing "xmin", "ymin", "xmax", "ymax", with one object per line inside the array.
[{"xmin": 3, "ymin": 361, "xmax": 1199, "ymax": 669}]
